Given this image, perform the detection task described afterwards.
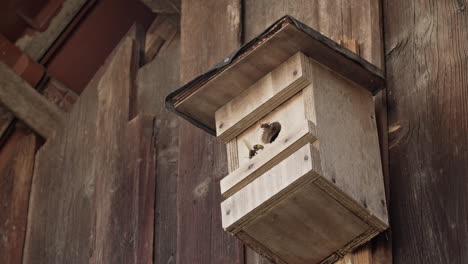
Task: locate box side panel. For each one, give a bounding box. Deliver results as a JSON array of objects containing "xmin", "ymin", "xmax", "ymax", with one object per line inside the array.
[{"xmin": 309, "ymin": 58, "xmax": 388, "ymax": 225}]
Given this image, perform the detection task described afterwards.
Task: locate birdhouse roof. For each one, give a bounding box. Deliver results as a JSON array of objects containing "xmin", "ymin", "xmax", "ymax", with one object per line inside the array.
[{"xmin": 165, "ymin": 15, "xmax": 385, "ymax": 135}]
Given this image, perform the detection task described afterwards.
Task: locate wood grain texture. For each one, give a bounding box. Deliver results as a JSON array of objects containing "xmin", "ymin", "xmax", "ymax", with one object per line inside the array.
[
  {"xmin": 23, "ymin": 29, "xmax": 156, "ymax": 264},
  {"xmin": 178, "ymin": 0, "xmax": 243, "ymax": 263},
  {"xmin": 137, "ymin": 35, "xmax": 180, "ymax": 264},
  {"xmin": 215, "ymin": 52, "xmax": 312, "ymax": 142},
  {"xmin": 144, "ymin": 16, "xmax": 178, "ymax": 64},
  {"xmin": 384, "ymin": 0, "xmax": 468, "ymax": 262},
  {"xmin": 0, "ymin": 63, "xmax": 65, "ymax": 139},
  {"xmin": 243, "ymin": 1, "xmax": 387, "ymax": 263},
  {"xmin": 0, "ymin": 126, "xmax": 36, "ymax": 264}
]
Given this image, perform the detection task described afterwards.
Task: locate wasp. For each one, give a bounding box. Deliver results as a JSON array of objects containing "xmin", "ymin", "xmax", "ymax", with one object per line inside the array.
[{"xmin": 243, "ymin": 140, "xmax": 264, "ymax": 159}]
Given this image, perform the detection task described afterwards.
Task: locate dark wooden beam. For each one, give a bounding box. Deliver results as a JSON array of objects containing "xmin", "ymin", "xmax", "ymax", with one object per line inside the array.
[
  {"xmin": 177, "ymin": 0, "xmax": 243, "ymax": 263},
  {"xmin": 384, "ymin": 0, "xmax": 468, "ymax": 262},
  {"xmin": 0, "ymin": 63, "xmax": 64, "ymax": 139},
  {"xmin": 137, "ymin": 34, "xmax": 180, "ymax": 264}
]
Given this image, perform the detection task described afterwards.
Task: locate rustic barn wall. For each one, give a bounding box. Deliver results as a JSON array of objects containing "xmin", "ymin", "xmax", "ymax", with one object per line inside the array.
[
  {"xmin": 22, "ymin": 28, "xmax": 156, "ymax": 264},
  {"xmin": 137, "ymin": 34, "xmax": 180, "ymax": 264},
  {"xmin": 384, "ymin": 0, "xmax": 468, "ymax": 262},
  {"xmin": 177, "ymin": 1, "xmax": 243, "ymax": 264}
]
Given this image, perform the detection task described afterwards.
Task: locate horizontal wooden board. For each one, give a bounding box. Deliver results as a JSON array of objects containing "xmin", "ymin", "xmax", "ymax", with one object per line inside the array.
[
  {"xmin": 220, "ymin": 120, "xmax": 316, "ymax": 198},
  {"xmin": 222, "ymin": 141, "xmax": 384, "ymax": 263},
  {"xmin": 215, "ymin": 52, "xmax": 312, "ymax": 142},
  {"xmin": 0, "ymin": 63, "xmax": 64, "ymax": 139},
  {"xmin": 221, "ymin": 143, "xmax": 321, "ymax": 231}
]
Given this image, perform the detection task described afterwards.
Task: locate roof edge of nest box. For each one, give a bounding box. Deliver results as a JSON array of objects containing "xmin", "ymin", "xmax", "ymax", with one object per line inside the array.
[{"xmin": 165, "ymin": 15, "xmax": 385, "ymax": 135}]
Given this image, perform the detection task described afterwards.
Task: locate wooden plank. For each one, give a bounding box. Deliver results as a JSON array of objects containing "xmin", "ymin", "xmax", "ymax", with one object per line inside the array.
[
  {"xmin": 221, "ymin": 143, "xmax": 321, "ymax": 231},
  {"xmin": 221, "ymin": 118, "xmax": 317, "ymax": 198},
  {"xmin": 178, "ymin": 0, "xmax": 242, "ymax": 263},
  {"xmin": 23, "ymin": 28, "xmax": 156, "ymax": 264},
  {"xmin": 140, "ymin": 0, "xmax": 181, "ymax": 13},
  {"xmin": 222, "ymin": 121, "xmax": 316, "ymax": 197},
  {"xmin": 243, "ymin": 1, "xmax": 388, "ymax": 263},
  {"xmin": 137, "ymin": 35, "xmax": 180, "ymax": 264},
  {"xmin": 0, "ymin": 62, "xmax": 65, "ymax": 139},
  {"xmin": 384, "ymin": 0, "xmax": 468, "ymax": 262},
  {"xmin": 0, "ymin": 126, "xmax": 36, "ymax": 264},
  {"xmin": 93, "ymin": 37, "xmax": 141, "ymax": 264},
  {"xmin": 215, "ymin": 52, "xmax": 312, "ymax": 142},
  {"xmin": 308, "ymin": 58, "xmax": 388, "ymax": 226},
  {"xmin": 223, "ymin": 141, "xmax": 384, "ymax": 263},
  {"xmin": 144, "ymin": 16, "xmax": 178, "ymax": 63},
  {"xmin": 15, "ymin": 0, "xmax": 89, "ymax": 61}
]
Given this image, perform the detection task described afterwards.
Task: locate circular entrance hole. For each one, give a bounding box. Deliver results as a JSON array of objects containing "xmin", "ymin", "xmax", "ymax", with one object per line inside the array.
[{"xmin": 261, "ymin": 122, "xmax": 281, "ymax": 144}]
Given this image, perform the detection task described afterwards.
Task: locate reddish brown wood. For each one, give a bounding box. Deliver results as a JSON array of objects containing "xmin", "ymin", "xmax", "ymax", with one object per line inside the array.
[
  {"xmin": 0, "ymin": 34, "xmax": 45, "ymax": 87},
  {"xmin": 0, "ymin": 126, "xmax": 36, "ymax": 264},
  {"xmin": 178, "ymin": 0, "xmax": 243, "ymax": 263}
]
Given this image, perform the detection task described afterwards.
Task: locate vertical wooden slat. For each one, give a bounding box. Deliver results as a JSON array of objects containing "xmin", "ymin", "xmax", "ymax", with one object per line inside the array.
[
  {"xmin": 178, "ymin": 0, "xmax": 242, "ymax": 263},
  {"xmin": 0, "ymin": 126, "xmax": 36, "ymax": 264},
  {"xmin": 23, "ymin": 27, "xmax": 156, "ymax": 264},
  {"xmin": 384, "ymin": 0, "xmax": 468, "ymax": 262},
  {"xmin": 243, "ymin": 1, "xmax": 388, "ymax": 263},
  {"xmin": 137, "ymin": 34, "xmax": 180, "ymax": 264}
]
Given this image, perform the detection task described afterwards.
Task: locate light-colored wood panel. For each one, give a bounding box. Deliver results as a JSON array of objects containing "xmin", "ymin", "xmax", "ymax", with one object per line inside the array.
[
  {"xmin": 235, "ymin": 91, "xmax": 307, "ymax": 168},
  {"xmin": 0, "ymin": 63, "xmax": 64, "ymax": 139},
  {"xmin": 215, "ymin": 52, "xmax": 312, "ymax": 142},
  {"xmin": 221, "ymin": 120, "xmax": 316, "ymax": 198},
  {"xmin": 310, "ymin": 57, "xmax": 388, "ymax": 225},
  {"xmin": 221, "ymin": 143, "xmax": 321, "ymax": 231},
  {"xmin": 244, "ymin": 183, "xmax": 370, "ymax": 264}
]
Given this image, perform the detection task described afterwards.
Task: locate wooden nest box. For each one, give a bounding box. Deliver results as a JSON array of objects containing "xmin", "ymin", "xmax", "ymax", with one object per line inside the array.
[{"xmin": 166, "ymin": 16, "xmax": 389, "ymax": 264}]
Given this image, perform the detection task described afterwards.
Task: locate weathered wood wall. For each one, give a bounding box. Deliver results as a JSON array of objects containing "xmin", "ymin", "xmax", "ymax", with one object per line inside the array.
[
  {"xmin": 177, "ymin": 1, "xmax": 243, "ymax": 263},
  {"xmin": 22, "ymin": 29, "xmax": 156, "ymax": 264},
  {"xmin": 138, "ymin": 33, "xmax": 180, "ymax": 264},
  {"xmin": 384, "ymin": 0, "xmax": 468, "ymax": 262},
  {"xmin": 1, "ymin": 1, "xmax": 467, "ymax": 263}
]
